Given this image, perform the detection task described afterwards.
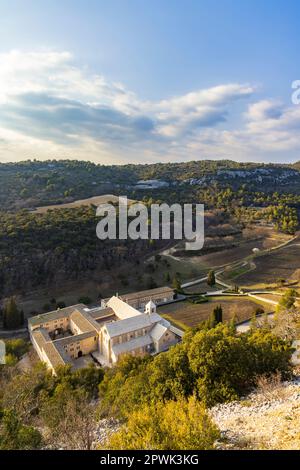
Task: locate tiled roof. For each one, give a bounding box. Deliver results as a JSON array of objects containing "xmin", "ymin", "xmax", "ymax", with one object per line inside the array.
[
  {"xmin": 107, "ymin": 296, "xmax": 141, "ymax": 320},
  {"xmin": 32, "ymin": 328, "xmax": 72, "ymax": 369},
  {"xmin": 150, "ymin": 323, "xmax": 168, "ymax": 341},
  {"xmin": 70, "ymin": 310, "xmax": 99, "ymax": 333},
  {"xmin": 43, "ymin": 342, "xmax": 69, "ymax": 368},
  {"xmin": 87, "ymin": 307, "xmax": 114, "ymax": 320},
  {"xmin": 28, "ymin": 303, "xmax": 87, "ymax": 327},
  {"xmin": 105, "ymin": 286, "xmax": 174, "ymax": 303},
  {"xmin": 32, "ymin": 328, "xmax": 50, "ymax": 348},
  {"xmin": 53, "ymin": 331, "xmax": 96, "ymax": 347},
  {"xmin": 112, "ymin": 334, "xmax": 153, "ymax": 356},
  {"xmin": 105, "ymin": 312, "xmax": 162, "ymax": 338}
]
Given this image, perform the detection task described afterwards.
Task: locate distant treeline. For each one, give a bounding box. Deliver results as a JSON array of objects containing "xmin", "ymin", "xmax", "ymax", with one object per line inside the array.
[{"xmin": 1, "ymin": 158, "xmax": 300, "ymax": 211}]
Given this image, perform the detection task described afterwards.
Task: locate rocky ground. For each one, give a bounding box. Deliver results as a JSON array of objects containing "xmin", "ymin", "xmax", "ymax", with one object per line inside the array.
[
  {"xmin": 91, "ymin": 418, "xmax": 120, "ymax": 449},
  {"xmin": 210, "ymin": 374, "xmax": 300, "ymax": 449}
]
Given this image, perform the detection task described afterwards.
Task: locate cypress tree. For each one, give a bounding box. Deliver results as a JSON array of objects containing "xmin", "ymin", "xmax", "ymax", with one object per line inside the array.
[
  {"xmin": 3, "ymin": 297, "xmax": 22, "ymax": 329},
  {"xmin": 210, "ymin": 305, "xmax": 223, "ymax": 327},
  {"xmin": 207, "ymin": 270, "xmax": 216, "ymax": 287}
]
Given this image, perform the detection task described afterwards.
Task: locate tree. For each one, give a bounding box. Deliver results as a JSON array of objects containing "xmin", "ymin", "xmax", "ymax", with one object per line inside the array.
[
  {"xmin": 146, "ymin": 276, "xmax": 157, "ymax": 289},
  {"xmin": 1, "ymin": 363, "xmax": 53, "ymax": 421},
  {"xmin": 98, "ymin": 355, "xmax": 150, "ymax": 418},
  {"xmin": 187, "ymin": 323, "xmax": 292, "ymax": 407},
  {"xmin": 40, "ymin": 384, "xmax": 96, "ymax": 450},
  {"xmin": 3, "ymin": 297, "xmax": 23, "ymax": 329},
  {"xmin": 255, "ymin": 307, "xmax": 265, "ymax": 317},
  {"xmin": 273, "ymin": 308, "xmax": 300, "ymax": 340},
  {"xmin": 172, "ymin": 276, "xmax": 181, "ymax": 292},
  {"xmin": 56, "ymin": 301, "xmax": 66, "ymax": 309},
  {"xmin": 207, "ymin": 270, "xmax": 216, "ymax": 287},
  {"xmin": 278, "ymin": 289, "xmax": 297, "ymax": 310},
  {"xmin": 228, "ymin": 314, "xmax": 237, "ymax": 333},
  {"xmin": 5, "ymin": 338, "xmax": 29, "ymax": 360},
  {"xmin": 210, "ymin": 305, "xmax": 223, "ymax": 327},
  {"xmin": 78, "ymin": 296, "xmax": 92, "ymax": 305},
  {"xmin": 0, "ymin": 410, "xmax": 42, "ymax": 450},
  {"xmin": 101, "ymin": 397, "xmax": 220, "ymax": 450},
  {"xmin": 72, "ymin": 363, "xmax": 104, "ymax": 399},
  {"xmin": 148, "ymin": 343, "xmax": 195, "ymax": 402},
  {"xmin": 277, "ymin": 278, "xmax": 285, "ymax": 288}
]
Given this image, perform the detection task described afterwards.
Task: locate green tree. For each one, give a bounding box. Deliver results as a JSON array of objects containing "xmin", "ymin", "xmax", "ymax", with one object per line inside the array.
[
  {"xmin": 279, "ymin": 289, "xmax": 297, "ymax": 310},
  {"xmin": 5, "ymin": 338, "xmax": 29, "ymax": 360},
  {"xmin": 188, "ymin": 323, "xmax": 292, "ymax": 407},
  {"xmin": 98, "ymin": 355, "xmax": 150, "ymax": 418},
  {"xmin": 172, "ymin": 276, "xmax": 181, "ymax": 292},
  {"xmin": 0, "ymin": 410, "xmax": 42, "ymax": 450}
]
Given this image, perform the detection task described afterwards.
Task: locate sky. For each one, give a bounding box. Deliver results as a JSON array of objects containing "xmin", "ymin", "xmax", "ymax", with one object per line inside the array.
[{"xmin": 0, "ymin": 0, "xmax": 300, "ymax": 165}]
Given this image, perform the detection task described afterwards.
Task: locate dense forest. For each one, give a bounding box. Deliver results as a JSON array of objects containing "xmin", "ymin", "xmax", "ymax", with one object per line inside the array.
[{"xmin": 0, "ymin": 206, "xmax": 168, "ymax": 298}]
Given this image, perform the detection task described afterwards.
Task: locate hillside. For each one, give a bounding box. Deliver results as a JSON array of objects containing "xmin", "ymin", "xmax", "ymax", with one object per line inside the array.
[
  {"xmin": 211, "ymin": 373, "xmax": 300, "ymax": 450},
  {"xmin": 1, "ymin": 159, "xmax": 300, "ymax": 211}
]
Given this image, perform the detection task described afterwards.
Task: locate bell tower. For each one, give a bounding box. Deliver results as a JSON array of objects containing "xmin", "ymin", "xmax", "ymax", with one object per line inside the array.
[{"xmin": 145, "ymin": 300, "xmax": 156, "ymax": 315}]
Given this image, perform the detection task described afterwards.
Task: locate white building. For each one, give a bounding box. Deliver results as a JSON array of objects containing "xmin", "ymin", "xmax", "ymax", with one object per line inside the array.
[{"xmin": 29, "ymin": 289, "xmax": 179, "ymax": 374}]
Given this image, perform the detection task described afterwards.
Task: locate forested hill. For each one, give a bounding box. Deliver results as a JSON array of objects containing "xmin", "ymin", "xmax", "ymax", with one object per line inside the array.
[{"xmin": 0, "ymin": 159, "xmax": 300, "ymax": 211}]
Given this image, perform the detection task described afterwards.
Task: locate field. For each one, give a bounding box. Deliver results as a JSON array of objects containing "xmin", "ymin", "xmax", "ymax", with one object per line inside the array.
[
  {"xmin": 237, "ymin": 242, "xmax": 300, "ymax": 287},
  {"xmin": 186, "ymin": 231, "xmax": 289, "ymax": 269},
  {"xmin": 251, "ymin": 293, "xmax": 282, "ymax": 303},
  {"xmin": 34, "ymin": 194, "xmax": 136, "ymax": 213},
  {"xmin": 184, "ymin": 283, "xmax": 224, "ymax": 294},
  {"xmin": 167, "ymin": 227, "xmax": 290, "ymax": 275},
  {"xmin": 157, "ymin": 296, "xmax": 273, "ymax": 329}
]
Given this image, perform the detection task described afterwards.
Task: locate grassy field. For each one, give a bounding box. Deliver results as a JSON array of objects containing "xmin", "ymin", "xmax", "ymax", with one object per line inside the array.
[
  {"xmin": 158, "ymin": 254, "xmax": 207, "ymax": 281},
  {"xmin": 251, "ymin": 293, "xmax": 282, "ymax": 303},
  {"xmin": 157, "ymin": 296, "xmax": 273, "ymax": 329},
  {"xmin": 184, "ymin": 282, "xmax": 224, "ymax": 294},
  {"xmin": 222, "ymin": 263, "xmax": 253, "ymax": 280},
  {"xmin": 34, "ymin": 194, "xmax": 136, "ymax": 213}
]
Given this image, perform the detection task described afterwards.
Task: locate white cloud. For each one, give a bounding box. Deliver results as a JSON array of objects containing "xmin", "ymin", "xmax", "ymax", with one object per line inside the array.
[{"xmin": 0, "ymin": 49, "xmax": 299, "ymax": 163}]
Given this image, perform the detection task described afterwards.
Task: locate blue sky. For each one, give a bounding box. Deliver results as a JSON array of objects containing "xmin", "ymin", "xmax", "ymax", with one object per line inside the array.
[{"xmin": 0, "ymin": 0, "xmax": 300, "ymax": 164}]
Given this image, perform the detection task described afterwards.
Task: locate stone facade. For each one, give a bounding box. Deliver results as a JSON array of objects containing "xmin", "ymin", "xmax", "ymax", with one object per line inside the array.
[{"xmin": 29, "ymin": 288, "xmax": 179, "ymax": 374}]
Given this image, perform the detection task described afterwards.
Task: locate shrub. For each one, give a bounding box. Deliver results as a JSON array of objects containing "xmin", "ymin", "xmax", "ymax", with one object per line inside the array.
[
  {"xmin": 188, "ymin": 324, "xmax": 292, "ymax": 406},
  {"xmin": 0, "ymin": 410, "xmax": 42, "ymax": 450},
  {"xmin": 101, "ymin": 397, "xmax": 220, "ymax": 450},
  {"xmin": 5, "ymin": 338, "xmax": 29, "ymax": 360}
]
